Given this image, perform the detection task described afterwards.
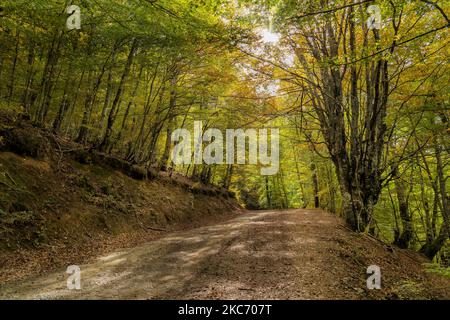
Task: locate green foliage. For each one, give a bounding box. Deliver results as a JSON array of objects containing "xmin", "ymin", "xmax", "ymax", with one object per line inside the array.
[{"xmin": 425, "ymin": 263, "xmax": 450, "ymax": 279}]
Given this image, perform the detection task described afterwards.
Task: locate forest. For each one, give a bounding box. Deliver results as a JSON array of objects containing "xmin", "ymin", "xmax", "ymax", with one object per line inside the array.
[{"xmin": 0, "ymin": 0, "xmax": 449, "ymax": 300}]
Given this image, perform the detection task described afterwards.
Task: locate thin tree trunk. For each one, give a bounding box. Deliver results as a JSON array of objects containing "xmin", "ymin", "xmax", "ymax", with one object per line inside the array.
[
  {"xmin": 265, "ymin": 176, "xmax": 272, "ymax": 208},
  {"xmin": 99, "ymin": 38, "xmax": 139, "ymax": 152},
  {"xmin": 159, "ymin": 71, "xmax": 179, "ymax": 170},
  {"xmin": 311, "ymin": 162, "xmax": 320, "ymax": 209},
  {"xmin": 392, "ymin": 165, "xmax": 413, "ymax": 249},
  {"xmin": 22, "ymin": 39, "xmax": 36, "ymax": 112},
  {"xmin": 99, "ymin": 41, "xmax": 121, "ymax": 133},
  {"xmin": 36, "ymin": 30, "xmax": 62, "ymax": 124},
  {"xmin": 420, "ymin": 143, "xmax": 450, "ymax": 259},
  {"xmin": 7, "ymin": 30, "xmax": 20, "ymax": 102},
  {"xmin": 115, "ymin": 66, "xmax": 144, "ymax": 149}
]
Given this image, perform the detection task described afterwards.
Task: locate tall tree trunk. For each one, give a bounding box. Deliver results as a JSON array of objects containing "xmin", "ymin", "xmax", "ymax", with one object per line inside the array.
[
  {"xmin": 265, "ymin": 176, "xmax": 272, "ymax": 208},
  {"xmin": 126, "ymin": 63, "xmax": 162, "ymax": 162},
  {"xmin": 36, "ymin": 30, "xmax": 62, "ymax": 124},
  {"xmin": 52, "ymin": 47, "xmax": 77, "ymax": 133},
  {"xmin": 223, "ymin": 164, "xmax": 234, "ymax": 190},
  {"xmin": 76, "ymin": 52, "xmax": 110, "ymax": 144},
  {"xmin": 99, "ymin": 39, "xmax": 139, "ymax": 152},
  {"xmin": 326, "ymin": 164, "xmax": 336, "ymax": 213},
  {"xmin": 392, "ymin": 165, "xmax": 413, "ymax": 249},
  {"xmin": 22, "ymin": 39, "xmax": 36, "ymax": 113},
  {"xmin": 64, "ymin": 69, "xmax": 86, "ymax": 136},
  {"xmin": 0, "ymin": 56, "xmax": 4, "ymax": 98},
  {"xmin": 159, "ymin": 71, "xmax": 179, "ymax": 170},
  {"xmin": 292, "ymin": 1, "xmax": 396, "ymax": 232},
  {"xmin": 311, "ymin": 162, "xmax": 320, "ymax": 209},
  {"xmin": 420, "ymin": 143, "xmax": 450, "ymax": 259},
  {"xmin": 279, "ymin": 168, "xmax": 289, "ymax": 209},
  {"xmin": 7, "ymin": 30, "xmax": 20, "ymax": 102},
  {"xmin": 99, "ymin": 41, "xmax": 120, "ymax": 133},
  {"xmin": 115, "ymin": 66, "xmax": 144, "ymax": 149}
]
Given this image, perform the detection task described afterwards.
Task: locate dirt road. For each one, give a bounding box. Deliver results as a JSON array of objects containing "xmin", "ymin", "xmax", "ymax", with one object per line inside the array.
[{"xmin": 0, "ymin": 210, "xmax": 448, "ymax": 300}]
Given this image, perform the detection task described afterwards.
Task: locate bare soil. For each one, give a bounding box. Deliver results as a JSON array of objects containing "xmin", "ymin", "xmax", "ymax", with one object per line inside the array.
[
  {"xmin": 1, "ymin": 209, "xmax": 448, "ymax": 300},
  {"xmin": 0, "ymin": 151, "xmax": 240, "ymax": 283}
]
